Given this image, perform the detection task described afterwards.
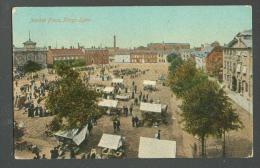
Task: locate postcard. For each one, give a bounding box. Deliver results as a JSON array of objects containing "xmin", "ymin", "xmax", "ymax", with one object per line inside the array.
[{"xmin": 12, "ymin": 6, "xmax": 253, "ymax": 159}]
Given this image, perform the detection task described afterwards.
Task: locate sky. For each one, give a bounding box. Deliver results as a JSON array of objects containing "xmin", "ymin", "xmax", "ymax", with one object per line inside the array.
[{"xmin": 12, "ymin": 6, "xmax": 252, "ymax": 48}]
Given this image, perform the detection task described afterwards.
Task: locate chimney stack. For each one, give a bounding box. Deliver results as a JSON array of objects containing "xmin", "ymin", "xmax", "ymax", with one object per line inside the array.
[{"xmin": 114, "ymin": 35, "xmax": 116, "ymax": 49}]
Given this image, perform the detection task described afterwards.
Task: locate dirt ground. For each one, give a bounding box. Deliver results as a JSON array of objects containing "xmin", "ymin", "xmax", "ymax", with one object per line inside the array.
[{"xmin": 13, "ymin": 63, "xmax": 253, "ymax": 159}]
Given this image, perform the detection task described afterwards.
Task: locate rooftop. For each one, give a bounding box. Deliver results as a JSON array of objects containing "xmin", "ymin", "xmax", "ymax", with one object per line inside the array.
[{"xmin": 49, "ymin": 48, "xmax": 85, "ymax": 56}]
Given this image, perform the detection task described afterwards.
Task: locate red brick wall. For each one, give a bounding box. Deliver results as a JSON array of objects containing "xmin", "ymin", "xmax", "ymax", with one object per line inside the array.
[
  {"xmin": 85, "ymin": 49, "xmax": 109, "ymax": 65},
  {"xmin": 205, "ymin": 46, "xmax": 223, "ymax": 80}
]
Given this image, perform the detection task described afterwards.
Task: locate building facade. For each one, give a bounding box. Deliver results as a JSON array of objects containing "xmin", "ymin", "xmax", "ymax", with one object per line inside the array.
[
  {"xmin": 205, "ymin": 46, "xmax": 223, "ymax": 81},
  {"xmin": 85, "ymin": 48, "xmax": 109, "ymax": 65},
  {"xmin": 223, "ymin": 30, "xmax": 252, "ymax": 100},
  {"xmin": 192, "ymin": 45, "xmax": 214, "ymax": 71},
  {"xmin": 13, "ymin": 37, "xmax": 47, "ymax": 67},
  {"xmin": 130, "ymin": 50, "xmax": 158, "ymax": 63},
  {"xmin": 180, "ymin": 48, "xmax": 196, "ymax": 61},
  {"xmin": 147, "ymin": 42, "xmax": 190, "ymax": 51},
  {"xmin": 47, "ymin": 48, "xmax": 85, "ymax": 65}
]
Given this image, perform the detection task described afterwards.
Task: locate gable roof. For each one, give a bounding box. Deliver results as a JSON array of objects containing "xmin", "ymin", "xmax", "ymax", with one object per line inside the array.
[{"xmin": 227, "ymin": 29, "xmax": 252, "ymax": 48}]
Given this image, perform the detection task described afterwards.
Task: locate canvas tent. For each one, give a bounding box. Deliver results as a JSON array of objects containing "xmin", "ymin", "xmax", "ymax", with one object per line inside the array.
[
  {"xmin": 54, "ymin": 124, "xmax": 89, "ymax": 146},
  {"xmin": 98, "ymin": 99, "xmax": 118, "ymax": 108},
  {"xmin": 138, "ymin": 137, "xmax": 176, "ymax": 158},
  {"xmin": 103, "ymin": 86, "xmax": 115, "ymax": 94},
  {"xmin": 98, "ymin": 134, "xmax": 123, "ymax": 150},
  {"xmin": 140, "ymin": 102, "xmax": 162, "ymax": 113},
  {"xmin": 112, "ymin": 78, "xmax": 124, "ymax": 84},
  {"xmin": 143, "ymin": 80, "xmax": 156, "ymax": 87}
]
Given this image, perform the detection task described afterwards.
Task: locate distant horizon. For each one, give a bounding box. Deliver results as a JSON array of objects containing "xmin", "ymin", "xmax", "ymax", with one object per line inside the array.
[{"xmin": 12, "ymin": 6, "xmax": 252, "ymax": 48}]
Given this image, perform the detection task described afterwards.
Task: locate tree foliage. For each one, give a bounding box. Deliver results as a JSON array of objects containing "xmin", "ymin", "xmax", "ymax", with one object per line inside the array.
[
  {"xmin": 168, "ymin": 56, "xmax": 184, "ymax": 74},
  {"xmin": 23, "ymin": 60, "xmax": 42, "ymax": 73},
  {"xmin": 54, "ymin": 59, "xmax": 86, "ymax": 68},
  {"xmin": 45, "ymin": 63, "xmax": 103, "ymax": 129},
  {"xmin": 168, "ymin": 60, "xmax": 207, "ymax": 97},
  {"xmin": 166, "ymin": 52, "xmax": 179, "ymax": 63},
  {"xmin": 180, "ymin": 80, "xmax": 243, "ymax": 157}
]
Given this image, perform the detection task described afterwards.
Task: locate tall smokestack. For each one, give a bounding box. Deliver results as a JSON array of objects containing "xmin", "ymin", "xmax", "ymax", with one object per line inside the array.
[{"xmin": 114, "ymin": 35, "xmax": 116, "ymax": 49}]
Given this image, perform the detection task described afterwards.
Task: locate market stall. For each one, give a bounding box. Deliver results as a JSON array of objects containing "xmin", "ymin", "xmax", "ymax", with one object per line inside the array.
[
  {"xmin": 98, "ymin": 133, "xmax": 124, "ymax": 158},
  {"xmin": 98, "ymin": 99, "xmax": 119, "ymax": 115},
  {"xmin": 140, "ymin": 102, "xmax": 167, "ymax": 126},
  {"xmin": 143, "ymin": 80, "xmax": 156, "ymax": 90},
  {"xmin": 138, "ymin": 137, "xmax": 176, "ymax": 158}
]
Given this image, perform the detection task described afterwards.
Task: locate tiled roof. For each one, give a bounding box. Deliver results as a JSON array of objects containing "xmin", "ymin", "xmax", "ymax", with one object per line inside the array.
[
  {"xmin": 49, "ymin": 49, "xmax": 84, "ymax": 56},
  {"xmin": 191, "ymin": 46, "xmax": 214, "ymax": 58}
]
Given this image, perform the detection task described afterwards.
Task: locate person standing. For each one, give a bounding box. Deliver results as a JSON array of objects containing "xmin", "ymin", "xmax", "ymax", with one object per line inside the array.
[
  {"xmin": 132, "ymin": 116, "xmax": 135, "ymax": 127},
  {"xmin": 113, "ymin": 120, "xmax": 117, "ymax": 133},
  {"xmin": 156, "ymin": 130, "xmax": 161, "ymax": 140},
  {"xmin": 129, "ymin": 103, "xmax": 133, "ymax": 116},
  {"xmin": 116, "ymin": 120, "xmax": 120, "ymax": 131},
  {"xmin": 135, "ymin": 116, "xmax": 139, "ymax": 128},
  {"xmin": 41, "ymin": 154, "xmax": 47, "ymax": 159}
]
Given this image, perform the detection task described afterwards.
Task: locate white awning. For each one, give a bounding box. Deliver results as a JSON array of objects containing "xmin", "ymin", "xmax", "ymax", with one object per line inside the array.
[
  {"xmin": 112, "ymin": 78, "xmax": 123, "ymax": 84},
  {"xmin": 54, "ymin": 128, "xmax": 79, "ymax": 140},
  {"xmin": 54, "ymin": 124, "xmax": 89, "ymax": 146},
  {"xmin": 236, "ymin": 64, "xmax": 241, "ymax": 73},
  {"xmin": 98, "ymin": 99, "xmax": 118, "ymax": 108},
  {"xmin": 103, "ymin": 86, "xmax": 114, "ymax": 93},
  {"xmin": 140, "ymin": 102, "xmax": 162, "ymax": 113},
  {"xmin": 72, "ymin": 125, "xmax": 89, "ymax": 146},
  {"xmin": 98, "ymin": 133, "xmax": 122, "ymax": 150},
  {"xmin": 143, "ymin": 80, "xmax": 156, "ymax": 86},
  {"xmin": 138, "ymin": 137, "xmax": 176, "ymax": 158}
]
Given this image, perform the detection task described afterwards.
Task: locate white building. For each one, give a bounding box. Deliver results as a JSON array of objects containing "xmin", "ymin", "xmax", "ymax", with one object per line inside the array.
[
  {"xmin": 114, "ymin": 54, "xmax": 130, "ymax": 63},
  {"xmin": 180, "ymin": 48, "xmax": 195, "ymax": 61},
  {"xmin": 192, "ymin": 46, "xmax": 214, "ymax": 71}
]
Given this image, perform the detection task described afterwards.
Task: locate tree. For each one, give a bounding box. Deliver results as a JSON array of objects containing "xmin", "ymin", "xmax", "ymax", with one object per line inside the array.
[
  {"xmin": 45, "ymin": 63, "xmax": 103, "ymax": 129},
  {"xmin": 168, "ymin": 60, "xmax": 207, "ymax": 97},
  {"xmin": 180, "ymin": 80, "xmax": 243, "ymax": 157},
  {"xmin": 23, "ymin": 60, "xmax": 42, "ymax": 73},
  {"xmin": 214, "ymin": 90, "xmax": 243, "ymax": 157},
  {"xmin": 180, "ymin": 80, "xmax": 223, "ymax": 157},
  {"xmin": 166, "ymin": 52, "xmax": 179, "ymax": 63},
  {"xmin": 168, "ymin": 56, "xmax": 184, "ymax": 74}
]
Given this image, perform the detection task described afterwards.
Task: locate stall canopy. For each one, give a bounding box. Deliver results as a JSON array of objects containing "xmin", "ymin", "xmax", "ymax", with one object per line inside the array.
[
  {"xmin": 54, "ymin": 124, "xmax": 89, "ymax": 146},
  {"xmin": 103, "ymin": 86, "xmax": 115, "ymax": 94},
  {"xmin": 115, "ymin": 95, "xmax": 130, "ymax": 100},
  {"xmin": 138, "ymin": 137, "xmax": 176, "ymax": 158},
  {"xmin": 143, "ymin": 80, "xmax": 156, "ymax": 86},
  {"xmin": 98, "ymin": 99, "xmax": 118, "ymax": 108},
  {"xmin": 112, "ymin": 78, "xmax": 124, "ymax": 84},
  {"xmin": 140, "ymin": 102, "xmax": 162, "ymax": 113},
  {"xmin": 98, "ymin": 133, "xmax": 122, "ymax": 150}
]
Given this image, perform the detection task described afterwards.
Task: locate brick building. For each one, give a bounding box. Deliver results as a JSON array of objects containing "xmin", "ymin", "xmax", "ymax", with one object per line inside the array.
[
  {"xmin": 130, "ymin": 50, "xmax": 158, "ymax": 63},
  {"xmin": 147, "ymin": 42, "xmax": 190, "ymax": 51},
  {"xmin": 47, "ymin": 48, "xmax": 85, "ymax": 65},
  {"xmin": 205, "ymin": 46, "xmax": 223, "ymax": 81},
  {"xmin": 85, "ymin": 48, "xmax": 109, "ymax": 65}
]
